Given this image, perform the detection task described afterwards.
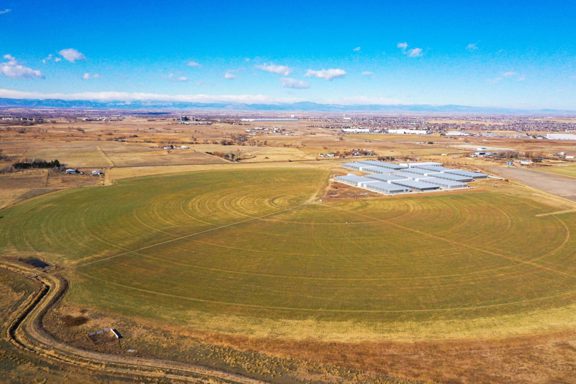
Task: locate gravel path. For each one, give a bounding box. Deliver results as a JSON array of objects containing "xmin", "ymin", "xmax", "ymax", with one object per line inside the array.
[{"xmin": 489, "ymin": 167, "xmax": 576, "ymax": 202}]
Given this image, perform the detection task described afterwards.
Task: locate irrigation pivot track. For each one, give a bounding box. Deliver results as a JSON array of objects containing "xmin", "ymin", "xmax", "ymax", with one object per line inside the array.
[{"xmin": 1, "ymin": 262, "xmax": 267, "ymax": 384}]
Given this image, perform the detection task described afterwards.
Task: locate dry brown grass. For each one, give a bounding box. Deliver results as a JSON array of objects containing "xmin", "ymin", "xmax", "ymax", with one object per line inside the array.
[{"xmin": 3, "ymin": 115, "xmax": 576, "ymax": 384}]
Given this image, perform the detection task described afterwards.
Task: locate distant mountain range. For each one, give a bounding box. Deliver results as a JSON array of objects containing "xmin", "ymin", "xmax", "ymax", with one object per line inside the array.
[{"xmin": 0, "ymin": 97, "xmax": 574, "ymax": 115}]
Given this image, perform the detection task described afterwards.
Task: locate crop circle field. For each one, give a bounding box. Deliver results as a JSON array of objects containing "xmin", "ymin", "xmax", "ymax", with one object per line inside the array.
[{"xmin": 1, "ymin": 168, "xmax": 576, "ymax": 341}]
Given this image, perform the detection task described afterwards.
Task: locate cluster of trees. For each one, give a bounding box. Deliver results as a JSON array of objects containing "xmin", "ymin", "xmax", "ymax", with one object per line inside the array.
[
  {"xmin": 492, "ymin": 151, "xmax": 544, "ymax": 162},
  {"xmin": 337, "ymin": 148, "xmax": 376, "ymax": 158},
  {"xmin": 207, "ymin": 151, "xmax": 247, "ymax": 162},
  {"xmin": 12, "ymin": 159, "xmax": 61, "ymax": 170},
  {"xmin": 220, "ymin": 134, "xmax": 249, "ymax": 146}
]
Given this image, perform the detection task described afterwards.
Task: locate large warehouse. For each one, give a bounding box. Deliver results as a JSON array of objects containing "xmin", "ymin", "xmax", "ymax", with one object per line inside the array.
[{"xmin": 335, "ymin": 161, "xmax": 487, "ymax": 195}]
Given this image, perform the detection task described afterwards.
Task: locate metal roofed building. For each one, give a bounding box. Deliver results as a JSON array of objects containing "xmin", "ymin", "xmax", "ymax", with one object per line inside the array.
[
  {"xmin": 546, "ymin": 133, "xmax": 576, "ymax": 141},
  {"xmin": 343, "ymin": 162, "xmax": 363, "ymax": 170},
  {"xmin": 337, "ymin": 161, "xmax": 485, "ymax": 195},
  {"xmin": 400, "ymin": 162, "xmax": 443, "ymax": 168},
  {"xmin": 365, "ymin": 181, "xmax": 411, "ymax": 194},
  {"xmin": 391, "ymin": 170, "xmax": 428, "ymax": 180},
  {"xmin": 426, "ymin": 172, "xmax": 473, "ymax": 182},
  {"xmin": 420, "ymin": 177, "xmax": 468, "ymax": 189},
  {"xmin": 391, "ymin": 179, "xmax": 441, "ymax": 191},
  {"xmin": 357, "ymin": 165, "xmax": 395, "ymax": 174},
  {"xmin": 413, "ymin": 165, "xmax": 451, "ymax": 172},
  {"xmin": 357, "ymin": 160, "xmax": 407, "ymax": 170},
  {"xmin": 444, "ymin": 169, "xmax": 487, "ymax": 179},
  {"xmin": 402, "ymin": 167, "xmax": 441, "ymax": 176},
  {"xmin": 366, "ymin": 173, "xmax": 409, "ymax": 182},
  {"xmin": 335, "ymin": 174, "xmax": 378, "ymax": 187}
]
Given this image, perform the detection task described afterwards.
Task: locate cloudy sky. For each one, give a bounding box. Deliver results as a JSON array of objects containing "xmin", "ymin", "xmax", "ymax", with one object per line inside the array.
[{"xmin": 1, "ymin": 0, "xmax": 576, "ymax": 109}]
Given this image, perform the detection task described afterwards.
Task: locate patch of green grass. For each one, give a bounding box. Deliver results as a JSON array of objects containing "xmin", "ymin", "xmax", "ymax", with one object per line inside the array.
[{"xmin": 2, "ymin": 168, "xmax": 576, "ymax": 341}]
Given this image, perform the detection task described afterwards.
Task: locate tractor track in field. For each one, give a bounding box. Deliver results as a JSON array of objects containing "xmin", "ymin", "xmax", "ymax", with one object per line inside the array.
[{"xmin": 1, "ymin": 261, "xmax": 267, "ymax": 384}]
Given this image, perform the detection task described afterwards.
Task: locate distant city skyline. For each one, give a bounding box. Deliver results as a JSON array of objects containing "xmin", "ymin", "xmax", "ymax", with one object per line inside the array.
[{"xmin": 1, "ymin": 0, "xmax": 576, "ymax": 109}]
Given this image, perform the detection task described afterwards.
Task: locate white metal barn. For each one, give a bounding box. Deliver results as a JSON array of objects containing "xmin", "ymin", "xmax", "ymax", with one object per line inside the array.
[
  {"xmin": 420, "ymin": 177, "xmax": 467, "ymax": 189},
  {"xmin": 366, "ymin": 173, "xmax": 409, "ymax": 182},
  {"xmin": 426, "ymin": 172, "xmax": 473, "ymax": 182},
  {"xmin": 357, "ymin": 165, "xmax": 395, "ymax": 174},
  {"xmin": 358, "ymin": 161, "xmax": 407, "ymax": 170},
  {"xmin": 391, "ymin": 179, "xmax": 440, "ymax": 191},
  {"xmin": 335, "ymin": 160, "xmax": 486, "ymax": 195},
  {"xmin": 400, "ymin": 162, "xmax": 443, "ymax": 168},
  {"xmin": 335, "ymin": 174, "xmax": 375, "ymax": 187},
  {"xmin": 343, "ymin": 162, "xmax": 363, "ymax": 171},
  {"xmin": 365, "ymin": 181, "xmax": 410, "ymax": 194},
  {"xmin": 443, "ymin": 169, "xmax": 487, "ymax": 179}
]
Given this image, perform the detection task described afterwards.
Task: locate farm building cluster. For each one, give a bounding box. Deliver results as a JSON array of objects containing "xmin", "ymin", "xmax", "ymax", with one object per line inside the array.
[{"xmin": 335, "ymin": 161, "xmax": 487, "ymax": 195}]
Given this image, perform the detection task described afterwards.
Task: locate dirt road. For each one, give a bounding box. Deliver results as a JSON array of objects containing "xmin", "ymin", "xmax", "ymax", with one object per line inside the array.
[
  {"xmin": 2, "ymin": 262, "xmax": 267, "ymax": 384},
  {"xmin": 489, "ymin": 166, "xmax": 576, "ymax": 201}
]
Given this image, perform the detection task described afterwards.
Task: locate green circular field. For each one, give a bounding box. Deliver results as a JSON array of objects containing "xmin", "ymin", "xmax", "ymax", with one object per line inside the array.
[{"xmin": 2, "ymin": 168, "xmax": 576, "ymax": 341}]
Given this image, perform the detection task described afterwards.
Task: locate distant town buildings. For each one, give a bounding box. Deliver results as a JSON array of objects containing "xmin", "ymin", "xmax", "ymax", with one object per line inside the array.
[
  {"xmin": 546, "ymin": 133, "xmax": 576, "ymax": 141},
  {"xmin": 341, "ymin": 128, "xmax": 370, "ymax": 133},
  {"xmin": 388, "ymin": 129, "xmax": 428, "ymax": 135}
]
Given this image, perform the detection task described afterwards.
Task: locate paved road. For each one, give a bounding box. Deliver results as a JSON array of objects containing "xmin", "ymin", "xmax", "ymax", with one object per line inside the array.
[{"xmin": 489, "ymin": 167, "xmax": 576, "ymax": 202}]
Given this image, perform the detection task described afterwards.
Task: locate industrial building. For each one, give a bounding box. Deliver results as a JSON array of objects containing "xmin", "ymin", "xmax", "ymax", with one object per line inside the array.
[
  {"xmin": 335, "ymin": 174, "xmax": 375, "ymax": 187},
  {"xmin": 366, "ymin": 173, "xmax": 409, "ymax": 182},
  {"xmin": 334, "ymin": 160, "xmax": 487, "ymax": 195},
  {"xmin": 392, "ymin": 179, "xmax": 440, "ymax": 191},
  {"xmin": 365, "ymin": 181, "xmax": 411, "ymax": 194},
  {"xmin": 420, "ymin": 177, "xmax": 468, "ymax": 189}
]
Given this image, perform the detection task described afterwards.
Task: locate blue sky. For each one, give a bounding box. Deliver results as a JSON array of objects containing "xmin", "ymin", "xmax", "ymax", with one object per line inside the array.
[{"xmin": 1, "ymin": 0, "xmax": 575, "ymax": 108}]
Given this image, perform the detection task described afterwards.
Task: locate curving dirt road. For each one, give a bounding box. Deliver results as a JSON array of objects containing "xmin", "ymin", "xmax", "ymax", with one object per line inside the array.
[{"xmin": 2, "ymin": 262, "xmax": 267, "ymax": 384}]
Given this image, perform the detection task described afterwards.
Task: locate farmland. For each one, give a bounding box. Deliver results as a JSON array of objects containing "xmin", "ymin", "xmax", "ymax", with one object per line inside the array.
[
  {"xmin": 2, "ymin": 114, "xmax": 576, "ymax": 382},
  {"xmin": 2, "ymin": 167, "xmax": 576, "ymax": 345}
]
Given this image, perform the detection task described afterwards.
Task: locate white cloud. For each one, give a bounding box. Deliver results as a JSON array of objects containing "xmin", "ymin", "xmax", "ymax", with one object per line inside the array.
[
  {"xmin": 281, "ymin": 78, "xmax": 310, "ymax": 89},
  {"xmin": 167, "ymin": 73, "xmax": 189, "ymax": 82},
  {"xmin": 305, "ymin": 68, "xmax": 346, "ymax": 80},
  {"xmin": 186, "ymin": 60, "xmax": 201, "ymax": 68},
  {"xmin": 82, "ymin": 72, "xmax": 101, "ymax": 80},
  {"xmin": 59, "ymin": 48, "xmax": 85, "ymax": 63},
  {"xmin": 466, "ymin": 43, "xmax": 478, "ymax": 51},
  {"xmin": 224, "ymin": 70, "xmax": 236, "ymax": 80},
  {"xmin": 42, "ymin": 54, "xmax": 63, "ymax": 64},
  {"xmin": 0, "ymin": 88, "xmax": 305, "ymax": 104},
  {"xmin": 406, "ymin": 47, "xmax": 423, "ymax": 58},
  {"xmin": 0, "ymin": 87, "xmax": 407, "ymax": 105},
  {"xmin": 361, "ymin": 71, "xmax": 374, "ymax": 77},
  {"xmin": 0, "ymin": 8, "xmax": 11, "ymax": 15},
  {"xmin": 397, "ymin": 42, "xmax": 423, "ymax": 58},
  {"xmin": 256, "ymin": 63, "xmax": 292, "ymax": 76},
  {"xmin": 324, "ymin": 95, "xmax": 403, "ymax": 105},
  {"xmin": 353, "ymin": 46, "xmax": 361, "ymax": 52},
  {"xmin": 490, "ymin": 71, "xmax": 526, "ymax": 83},
  {"xmin": 0, "ymin": 54, "xmax": 43, "ymax": 79}
]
